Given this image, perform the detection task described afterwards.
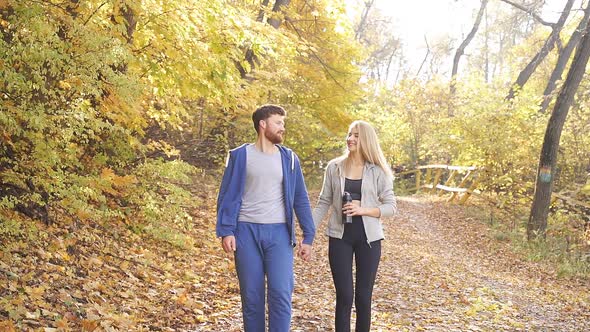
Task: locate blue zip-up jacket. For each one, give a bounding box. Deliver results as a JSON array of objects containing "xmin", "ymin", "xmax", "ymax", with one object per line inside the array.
[{"xmin": 216, "ymin": 143, "xmax": 316, "ymax": 246}]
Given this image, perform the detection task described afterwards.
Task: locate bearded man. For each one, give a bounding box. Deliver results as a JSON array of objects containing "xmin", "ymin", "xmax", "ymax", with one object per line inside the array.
[{"xmin": 215, "ymin": 104, "xmax": 316, "ymax": 332}]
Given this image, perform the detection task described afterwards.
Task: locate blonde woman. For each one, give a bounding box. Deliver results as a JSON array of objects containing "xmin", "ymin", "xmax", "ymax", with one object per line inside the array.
[{"xmin": 313, "ymin": 120, "xmax": 396, "ymax": 332}]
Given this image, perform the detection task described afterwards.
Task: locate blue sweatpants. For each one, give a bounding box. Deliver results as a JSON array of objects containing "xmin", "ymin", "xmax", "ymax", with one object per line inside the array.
[{"xmin": 234, "ymin": 222, "xmax": 294, "ymax": 332}]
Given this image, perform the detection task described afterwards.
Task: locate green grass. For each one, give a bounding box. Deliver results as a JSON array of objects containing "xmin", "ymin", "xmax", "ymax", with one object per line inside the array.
[{"xmin": 461, "ymin": 199, "xmax": 590, "ymax": 279}]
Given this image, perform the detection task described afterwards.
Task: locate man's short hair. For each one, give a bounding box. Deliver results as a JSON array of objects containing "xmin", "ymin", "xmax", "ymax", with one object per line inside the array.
[{"xmin": 252, "ymin": 104, "xmax": 286, "ymax": 133}]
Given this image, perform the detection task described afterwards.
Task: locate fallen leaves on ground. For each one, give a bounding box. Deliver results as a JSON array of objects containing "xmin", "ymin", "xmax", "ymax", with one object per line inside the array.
[{"xmin": 1, "ymin": 194, "xmax": 588, "ymax": 331}]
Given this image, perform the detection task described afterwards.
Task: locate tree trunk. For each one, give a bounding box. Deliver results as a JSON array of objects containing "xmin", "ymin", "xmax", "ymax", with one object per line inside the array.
[
  {"xmin": 416, "ymin": 36, "xmax": 430, "ymax": 77},
  {"xmin": 244, "ymin": 0, "xmax": 272, "ymax": 70},
  {"xmin": 384, "ymin": 43, "xmax": 396, "ymax": 83},
  {"xmin": 355, "ymin": 0, "xmax": 376, "ymax": 41},
  {"xmin": 540, "ymin": 4, "xmax": 590, "ymax": 113},
  {"xmin": 394, "ymin": 53, "xmax": 403, "ymax": 84},
  {"xmin": 238, "ymin": 0, "xmax": 290, "ymax": 78},
  {"xmin": 498, "ymin": 0, "xmax": 555, "ymax": 27},
  {"xmin": 449, "ymin": 0, "xmax": 488, "ymax": 116},
  {"xmin": 485, "ymin": 8, "xmax": 489, "ymax": 82},
  {"xmin": 257, "ymin": 0, "xmax": 270, "ymax": 22},
  {"xmin": 528, "ymin": 12, "xmax": 590, "ymax": 240},
  {"xmin": 268, "ymin": 0, "xmax": 291, "ymax": 29},
  {"xmin": 506, "ymin": 0, "xmax": 575, "ymax": 100}
]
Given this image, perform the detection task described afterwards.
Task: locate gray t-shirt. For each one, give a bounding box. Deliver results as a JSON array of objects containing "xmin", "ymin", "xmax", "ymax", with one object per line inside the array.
[{"xmin": 238, "ymin": 144, "xmax": 286, "ymax": 224}]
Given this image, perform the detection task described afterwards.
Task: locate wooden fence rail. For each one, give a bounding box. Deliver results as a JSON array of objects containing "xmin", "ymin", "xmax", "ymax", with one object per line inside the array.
[
  {"xmin": 396, "ymin": 165, "xmax": 480, "ymax": 204},
  {"xmin": 396, "ymin": 166, "xmax": 589, "ymax": 210}
]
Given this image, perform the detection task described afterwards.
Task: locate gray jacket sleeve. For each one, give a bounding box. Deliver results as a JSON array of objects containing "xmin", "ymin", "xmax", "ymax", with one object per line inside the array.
[
  {"xmin": 377, "ymin": 169, "xmax": 397, "ymax": 218},
  {"xmin": 312, "ymin": 164, "xmax": 334, "ymax": 228}
]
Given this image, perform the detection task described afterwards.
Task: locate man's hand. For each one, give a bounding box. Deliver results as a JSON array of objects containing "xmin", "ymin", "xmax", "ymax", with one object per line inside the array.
[
  {"xmin": 297, "ymin": 240, "xmax": 312, "ymax": 261},
  {"xmin": 221, "ymin": 235, "xmax": 236, "ymax": 253}
]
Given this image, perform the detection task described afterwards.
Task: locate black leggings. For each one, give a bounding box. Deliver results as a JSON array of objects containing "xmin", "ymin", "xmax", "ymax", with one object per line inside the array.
[{"xmin": 329, "ymin": 221, "xmax": 381, "ymax": 332}]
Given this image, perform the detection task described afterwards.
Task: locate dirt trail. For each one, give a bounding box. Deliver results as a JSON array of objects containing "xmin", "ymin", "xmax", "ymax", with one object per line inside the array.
[
  {"xmin": 6, "ymin": 195, "xmax": 588, "ymax": 331},
  {"xmin": 288, "ymin": 196, "xmax": 590, "ymax": 332},
  {"xmin": 197, "ymin": 196, "xmax": 589, "ymax": 331}
]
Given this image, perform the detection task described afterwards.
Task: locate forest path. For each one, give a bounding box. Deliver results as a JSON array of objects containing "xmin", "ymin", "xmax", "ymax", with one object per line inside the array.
[
  {"xmin": 202, "ymin": 197, "xmax": 590, "ymax": 331},
  {"xmin": 285, "ymin": 196, "xmax": 590, "ymax": 331},
  {"xmin": 5, "ymin": 194, "xmax": 585, "ymax": 331}
]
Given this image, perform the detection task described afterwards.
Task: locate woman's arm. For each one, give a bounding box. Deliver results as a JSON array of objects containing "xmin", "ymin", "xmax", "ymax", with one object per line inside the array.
[
  {"xmin": 312, "ymin": 164, "xmax": 334, "ymax": 227},
  {"xmin": 377, "ymin": 171, "xmax": 396, "ymax": 217},
  {"xmin": 344, "ymin": 168, "xmax": 396, "ymax": 218},
  {"xmin": 343, "ymin": 202, "xmax": 381, "ymax": 218},
  {"xmin": 361, "ymin": 206, "xmax": 381, "ymax": 217}
]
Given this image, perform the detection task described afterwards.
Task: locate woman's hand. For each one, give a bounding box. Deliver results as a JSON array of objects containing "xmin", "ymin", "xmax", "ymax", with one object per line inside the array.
[
  {"xmin": 343, "ymin": 200, "xmax": 364, "ymax": 216},
  {"xmin": 343, "ymin": 200, "xmax": 381, "ymax": 218}
]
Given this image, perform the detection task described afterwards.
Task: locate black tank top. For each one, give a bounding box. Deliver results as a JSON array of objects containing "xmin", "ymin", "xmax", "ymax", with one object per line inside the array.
[{"xmin": 344, "ymin": 178, "xmax": 362, "ymax": 222}]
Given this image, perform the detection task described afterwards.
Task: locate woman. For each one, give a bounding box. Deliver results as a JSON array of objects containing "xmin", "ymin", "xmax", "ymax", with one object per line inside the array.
[{"xmin": 313, "ymin": 120, "xmax": 396, "ymax": 332}]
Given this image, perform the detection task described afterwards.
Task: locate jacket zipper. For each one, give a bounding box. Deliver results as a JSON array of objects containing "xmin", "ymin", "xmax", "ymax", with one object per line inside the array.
[{"xmin": 290, "ymin": 151, "xmax": 296, "ymax": 247}]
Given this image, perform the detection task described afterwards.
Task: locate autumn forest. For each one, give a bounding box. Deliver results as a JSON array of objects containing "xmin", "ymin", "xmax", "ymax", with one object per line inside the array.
[{"xmin": 1, "ymin": 0, "xmax": 590, "ymax": 331}]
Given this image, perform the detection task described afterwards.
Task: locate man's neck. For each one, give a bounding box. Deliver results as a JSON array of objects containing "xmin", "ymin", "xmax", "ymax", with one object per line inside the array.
[{"xmin": 254, "ymin": 136, "xmax": 278, "ymax": 154}]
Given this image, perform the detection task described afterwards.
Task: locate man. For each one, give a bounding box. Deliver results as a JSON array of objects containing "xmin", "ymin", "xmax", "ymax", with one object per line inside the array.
[{"xmin": 216, "ymin": 104, "xmax": 315, "ymax": 331}]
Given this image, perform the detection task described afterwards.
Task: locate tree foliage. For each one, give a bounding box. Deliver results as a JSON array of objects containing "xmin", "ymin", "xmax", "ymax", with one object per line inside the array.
[
  {"xmin": 0, "ymin": 0, "xmax": 589, "ymax": 268},
  {"xmin": 0, "ymin": 0, "xmax": 364, "ymax": 226}
]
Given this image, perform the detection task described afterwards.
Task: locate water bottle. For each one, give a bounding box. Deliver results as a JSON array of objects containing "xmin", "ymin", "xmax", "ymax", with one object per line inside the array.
[{"xmin": 342, "ymin": 191, "xmax": 353, "ymax": 224}]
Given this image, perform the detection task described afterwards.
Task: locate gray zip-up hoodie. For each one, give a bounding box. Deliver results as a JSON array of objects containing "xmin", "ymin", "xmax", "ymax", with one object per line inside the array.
[{"xmin": 312, "ymin": 158, "xmax": 397, "ymax": 243}]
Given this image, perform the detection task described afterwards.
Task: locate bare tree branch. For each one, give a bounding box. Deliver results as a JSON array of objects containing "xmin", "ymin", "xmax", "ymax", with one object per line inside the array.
[
  {"xmin": 506, "ymin": 0, "xmax": 576, "ymax": 100},
  {"xmin": 384, "ymin": 41, "xmax": 398, "ymax": 82},
  {"xmin": 355, "ymin": 0, "xmax": 376, "ymax": 41},
  {"xmin": 257, "ymin": 0, "xmax": 271, "ymax": 22},
  {"xmin": 416, "ymin": 36, "xmax": 430, "ymax": 77},
  {"xmin": 83, "ymin": 2, "xmax": 107, "ymax": 26},
  {"xmin": 498, "ymin": 0, "xmax": 555, "ymax": 27},
  {"xmin": 268, "ymin": 0, "xmax": 291, "ymax": 29},
  {"xmin": 540, "ymin": 2, "xmax": 590, "ymax": 112},
  {"xmin": 237, "ymin": 0, "xmax": 290, "ymax": 79},
  {"xmin": 449, "ymin": 0, "xmax": 488, "ymax": 116}
]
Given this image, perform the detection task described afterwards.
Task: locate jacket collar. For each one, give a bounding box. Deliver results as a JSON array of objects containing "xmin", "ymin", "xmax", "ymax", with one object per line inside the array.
[
  {"xmin": 334, "ymin": 158, "xmax": 375, "ymax": 177},
  {"xmin": 277, "ymin": 145, "xmax": 295, "ymax": 171}
]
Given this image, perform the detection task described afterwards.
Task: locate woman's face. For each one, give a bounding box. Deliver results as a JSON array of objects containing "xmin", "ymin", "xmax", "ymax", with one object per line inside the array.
[{"xmin": 346, "ymin": 127, "xmax": 360, "ymax": 153}]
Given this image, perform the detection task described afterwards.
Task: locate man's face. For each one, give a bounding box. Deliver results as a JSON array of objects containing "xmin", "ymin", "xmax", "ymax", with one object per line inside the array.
[{"xmin": 262, "ymin": 114, "xmax": 285, "ymax": 144}]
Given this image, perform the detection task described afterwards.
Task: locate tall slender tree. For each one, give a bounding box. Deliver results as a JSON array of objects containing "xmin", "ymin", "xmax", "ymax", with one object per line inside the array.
[
  {"xmin": 449, "ymin": 0, "xmax": 488, "ymax": 116},
  {"xmin": 528, "ymin": 2, "xmax": 590, "ymax": 240}
]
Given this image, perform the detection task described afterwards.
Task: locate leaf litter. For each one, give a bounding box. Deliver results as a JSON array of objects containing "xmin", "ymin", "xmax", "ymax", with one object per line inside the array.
[{"xmin": 1, "ymin": 194, "xmax": 588, "ymax": 331}]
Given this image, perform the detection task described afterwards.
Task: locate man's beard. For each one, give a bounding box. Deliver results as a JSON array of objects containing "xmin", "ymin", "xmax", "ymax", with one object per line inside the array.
[{"xmin": 265, "ymin": 130, "xmax": 284, "ymax": 144}]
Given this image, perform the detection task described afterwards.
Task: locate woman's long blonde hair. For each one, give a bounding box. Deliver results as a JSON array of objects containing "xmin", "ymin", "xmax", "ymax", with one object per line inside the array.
[{"xmin": 340, "ymin": 120, "xmax": 393, "ymax": 180}]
